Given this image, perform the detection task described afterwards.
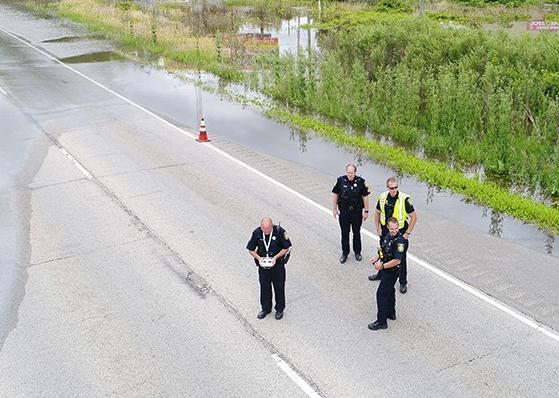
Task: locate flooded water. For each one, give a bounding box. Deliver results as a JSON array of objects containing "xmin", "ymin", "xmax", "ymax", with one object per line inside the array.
[
  {"xmin": 238, "ymin": 15, "xmax": 317, "ymax": 55},
  {"xmin": 59, "ymin": 51, "xmax": 126, "ymax": 64},
  {"xmin": 2, "ymin": 1, "xmax": 558, "ymax": 258},
  {"xmin": 42, "ymin": 34, "xmax": 105, "ymax": 43},
  {"xmin": 65, "ymin": 54, "xmax": 559, "ymax": 258}
]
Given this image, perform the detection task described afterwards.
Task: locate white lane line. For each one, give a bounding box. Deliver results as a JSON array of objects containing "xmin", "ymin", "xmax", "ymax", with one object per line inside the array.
[
  {"xmin": 272, "ymin": 354, "xmax": 322, "ymax": 398},
  {"xmin": 0, "ymin": 84, "xmax": 7, "ymax": 95},
  {"xmin": 409, "ymin": 252, "xmax": 559, "ymax": 343},
  {"xmin": 2, "ymin": 24, "xmax": 558, "ymax": 350},
  {"xmin": 0, "ymin": 26, "xmax": 198, "ymax": 140}
]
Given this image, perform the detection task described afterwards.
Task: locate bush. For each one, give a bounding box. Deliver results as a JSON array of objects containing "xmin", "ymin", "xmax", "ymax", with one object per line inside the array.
[
  {"xmin": 115, "ymin": 0, "xmax": 132, "ymax": 11},
  {"xmin": 374, "ymin": 0, "xmax": 413, "ymax": 14}
]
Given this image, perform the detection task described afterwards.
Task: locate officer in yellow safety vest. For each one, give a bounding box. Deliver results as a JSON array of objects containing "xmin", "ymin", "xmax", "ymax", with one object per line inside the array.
[{"xmin": 368, "ymin": 177, "xmax": 417, "ymax": 294}]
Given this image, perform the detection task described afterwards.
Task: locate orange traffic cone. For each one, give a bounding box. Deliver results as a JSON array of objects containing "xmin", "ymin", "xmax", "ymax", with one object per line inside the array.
[{"xmin": 196, "ymin": 117, "xmax": 211, "ymax": 142}]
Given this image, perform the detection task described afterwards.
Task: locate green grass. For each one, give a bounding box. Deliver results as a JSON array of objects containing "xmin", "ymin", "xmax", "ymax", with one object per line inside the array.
[{"xmin": 267, "ymin": 108, "xmax": 559, "ymax": 233}]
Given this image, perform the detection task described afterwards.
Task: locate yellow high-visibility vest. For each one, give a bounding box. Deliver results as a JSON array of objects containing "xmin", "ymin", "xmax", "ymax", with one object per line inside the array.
[{"xmin": 379, "ymin": 191, "xmax": 410, "ymax": 228}]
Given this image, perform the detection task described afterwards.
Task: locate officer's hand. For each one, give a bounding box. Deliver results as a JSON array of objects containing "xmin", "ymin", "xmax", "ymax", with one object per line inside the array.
[
  {"xmin": 362, "ymin": 212, "xmax": 369, "ymax": 221},
  {"xmin": 375, "ymin": 262, "xmax": 383, "ymax": 271},
  {"xmin": 332, "ymin": 208, "xmax": 339, "ymax": 219},
  {"xmin": 370, "ymin": 257, "xmax": 378, "ymax": 265}
]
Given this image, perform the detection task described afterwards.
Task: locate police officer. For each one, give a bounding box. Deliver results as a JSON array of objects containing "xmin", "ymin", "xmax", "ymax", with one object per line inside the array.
[
  {"xmin": 332, "ymin": 164, "xmax": 370, "ymax": 263},
  {"xmin": 247, "ymin": 217, "xmax": 292, "ymax": 320},
  {"xmin": 368, "ymin": 177, "xmax": 417, "ymax": 294},
  {"xmin": 368, "ymin": 217, "xmax": 407, "ymax": 331}
]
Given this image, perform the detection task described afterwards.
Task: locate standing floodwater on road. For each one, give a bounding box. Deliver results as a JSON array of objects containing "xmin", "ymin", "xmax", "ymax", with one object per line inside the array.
[
  {"xmin": 3, "ymin": 4, "xmax": 559, "ymax": 397},
  {"xmin": 0, "ymin": 3, "xmax": 556, "ymax": 258},
  {"xmin": 67, "ymin": 58, "xmax": 559, "ymax": 258}
]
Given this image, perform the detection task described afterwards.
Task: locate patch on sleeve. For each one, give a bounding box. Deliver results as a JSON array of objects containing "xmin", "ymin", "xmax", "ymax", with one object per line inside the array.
[
  {"xmin": 284, "ymin": 232, "xmax": 290, "ymax": 241},
  {"xmin": 397, "ymin": 243, "xmax": 405, "ymax": 252},
  {"xmin": 407, "ymin": 197, "xmax": 413, "ymax": 205},
  {"xmin": 365, "ymin": 184, "xmax": 371, "ymax": 194}
]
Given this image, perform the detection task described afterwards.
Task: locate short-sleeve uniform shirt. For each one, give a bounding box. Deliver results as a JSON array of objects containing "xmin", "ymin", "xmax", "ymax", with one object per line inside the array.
[
  {"xmin": 381, "ymin": 232, "xmax": 407, "ymax": 263},
  {"xmin": 247, "ymin": 225, "xmax": 292, "ymax": 264},
  {"xmin": 332, "ymin": 176, "xmax": 370, "ymax": 209},
  {"xmin": 376, "ymin": 192, "xmax": 415, "ymax": 230}
]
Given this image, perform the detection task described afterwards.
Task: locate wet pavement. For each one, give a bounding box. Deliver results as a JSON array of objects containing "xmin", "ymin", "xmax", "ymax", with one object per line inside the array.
[
  {"xmin": 4, "ymin": 7, "xmax": 559, "ymax": 395},
  {"xmin": 0, "ymin": 80, "xmax": 39, "ymax": 348}
]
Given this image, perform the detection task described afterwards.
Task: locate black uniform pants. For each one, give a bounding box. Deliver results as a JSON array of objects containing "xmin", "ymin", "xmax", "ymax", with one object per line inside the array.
[
  {"xmin": 381, "ymin": 228, "xmax": 408, "ymax": 286},
  {"xmin": 339, "ymin": 208, "xmax": 363, "ymax": 255},
  {"xmin": 376, "ymin": 266, "xmax": 399, "ymax": 324},
  {"xmin": 258, "ymin": 263, "xmax": 286, "ymax": 313}
]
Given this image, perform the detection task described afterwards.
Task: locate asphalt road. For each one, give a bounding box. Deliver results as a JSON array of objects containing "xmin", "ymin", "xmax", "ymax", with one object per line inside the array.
[{"xmin": 1, "ymin": 5, "xmax": 559, "ymax": 397}]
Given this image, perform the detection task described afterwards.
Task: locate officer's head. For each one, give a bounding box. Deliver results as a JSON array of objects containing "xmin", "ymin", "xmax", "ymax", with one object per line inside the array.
[
  {"xmin": 346, "ymin": 164, "xmax": 357, "ymax": 181},
  {"xmin": 386, "ymin": 177, "xmax": 399, "ymax": 197},
  {"xmin": 387, "ymin": 217, "xmax": 399, "ymax": 236},
  {"xmin": 261, "ymin": 217, "xmax": 273, "ymax": 235}
]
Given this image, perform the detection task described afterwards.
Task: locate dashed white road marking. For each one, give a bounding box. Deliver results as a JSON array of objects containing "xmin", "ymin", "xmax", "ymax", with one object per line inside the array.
[
  {"xmin": 1, "ymin": 22, "xmax": 558, "ymax": 397},
  {"xmin": 0, "ymin": 84, "xmax": 7, "ymax": 95}
]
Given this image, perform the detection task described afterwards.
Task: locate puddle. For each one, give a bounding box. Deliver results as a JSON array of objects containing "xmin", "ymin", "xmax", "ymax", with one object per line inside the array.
[
  {"xmin": 42, "ymin": 34, "xmax": 105, "ymax": 43},
  {"xmin": 59, "ymin": 51, "xmax": 126, "ymax": 64},
  {"xmin": 136, "ymin": 0, "xmax": 316, "ymax": 56}
]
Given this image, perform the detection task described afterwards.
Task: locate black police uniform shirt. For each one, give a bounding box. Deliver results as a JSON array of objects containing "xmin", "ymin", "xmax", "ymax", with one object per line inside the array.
[
  {"xmin": 246, "ymin": 226, "xmax": 292, "ymax": 266},
  {"xmin": 332, "ymin": 176, "xmax": 370, "ymax": 210},
  {"xmin": 380, "ymin": 232, "xmax": 406, "ymax": 264},
  {"xmin": 376, "ymin": 192, "xmax": 415, "ymax": 231}
]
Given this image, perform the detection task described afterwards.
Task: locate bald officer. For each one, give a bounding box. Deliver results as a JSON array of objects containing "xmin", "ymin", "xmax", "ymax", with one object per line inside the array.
[{"xmin": 247, "ymin": 217, "xmax": 292, "ymax": 320}]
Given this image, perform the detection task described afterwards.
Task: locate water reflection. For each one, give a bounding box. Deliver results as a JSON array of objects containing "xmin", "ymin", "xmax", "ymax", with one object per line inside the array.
[
  {"xmin": 489, "ymin": 211, "xmax": 504, "ymax": 238},
  {"xmin": 42, "ymin": 35, "xmax": 87, "ymax": 43},
  {"xmin": 59, "ymin": 51, "xmax": 126, "ymax": 64},
  {"xmin": 139, "ymin": 0, "xmax": 317, "ymax": 57},
  {"xmin": 239, "ymin": 15, "xmax": 317, "ymax": 56},
  {"xmin": 546, "ymin": 233, "xmax": 555, "ymax": 255},
  {"xmin": 289, "ymin": 126, "xmax": 309, "ymax": 153},
  {"xmin": 71, "ymin": 57, "xmax": 559, "ymax": 257},
  {"xmin": 426, "ymin": 185, "xmax": 435, "ymax": 205},
  {"xmin": 48, "ymin": 2, "xmax": 555, "ymax": 258}
]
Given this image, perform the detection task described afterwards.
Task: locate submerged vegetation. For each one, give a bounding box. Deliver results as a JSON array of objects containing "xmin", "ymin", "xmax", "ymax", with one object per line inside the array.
[{"xmin": 9, "ymin": 0, "xmax": 559, "ymax": 232}]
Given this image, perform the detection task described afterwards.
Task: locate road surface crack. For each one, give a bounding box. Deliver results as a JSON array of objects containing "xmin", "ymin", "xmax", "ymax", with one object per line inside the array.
[{"xmin": 436, "ymin": 351, "xmax": 493, "ymax": 373}]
